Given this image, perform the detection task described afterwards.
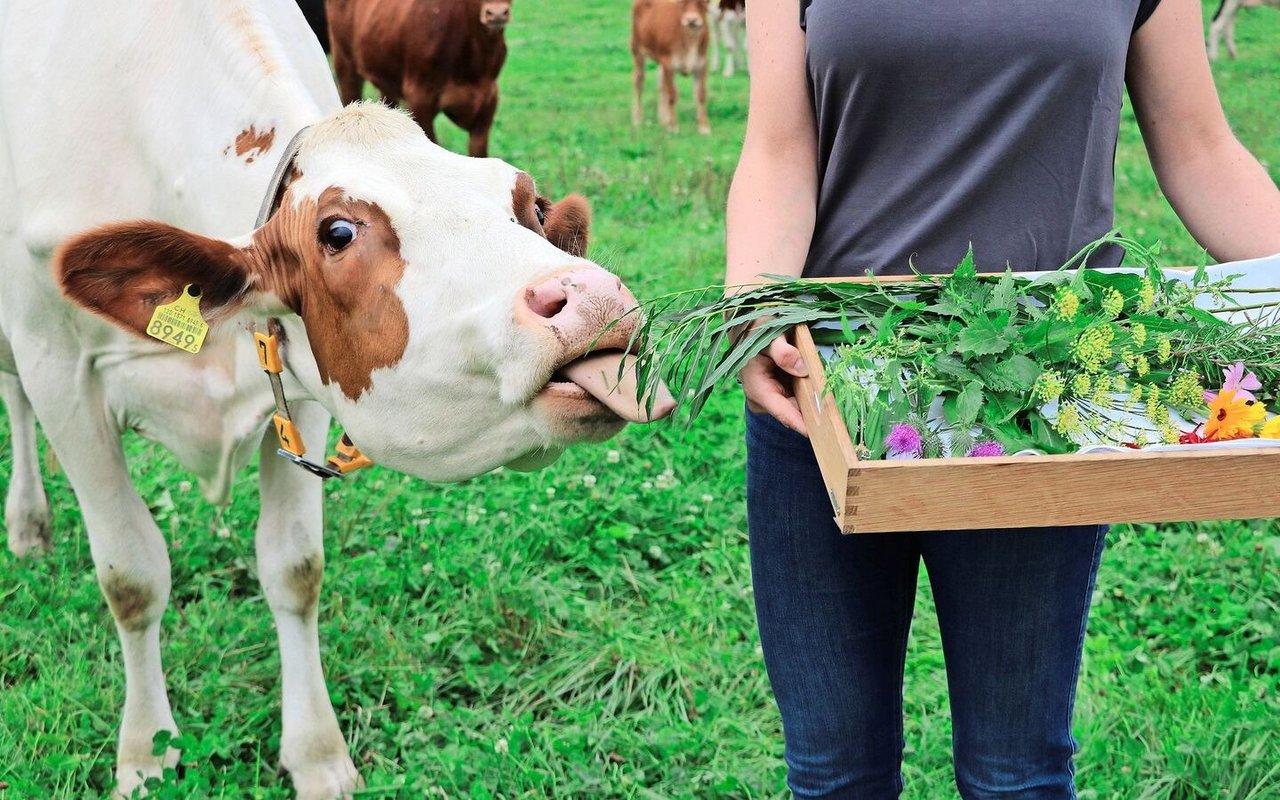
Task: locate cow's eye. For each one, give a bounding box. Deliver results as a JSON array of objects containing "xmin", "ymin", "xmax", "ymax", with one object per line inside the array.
[
  {"xmin": 321, "ymin": 219, "xmax": 358, "ymax": 252},
  {"xmin": 534, "ymin": 200, "xmax": 547, "ymax": 227}
]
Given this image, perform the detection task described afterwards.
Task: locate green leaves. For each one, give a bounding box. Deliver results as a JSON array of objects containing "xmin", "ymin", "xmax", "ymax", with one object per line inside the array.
[{"xmin": 955, "ymin": 312, "xmax": 1013, "ymax": 356}]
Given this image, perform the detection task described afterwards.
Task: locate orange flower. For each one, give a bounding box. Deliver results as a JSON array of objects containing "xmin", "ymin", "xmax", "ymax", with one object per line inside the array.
[
  {"xmin": 1203, "ymin": 389, "xmax": 1267, "ymax": 440},
  {"xmin": 1261, "ymin": 415, "xmax": 1280, "ymax": 440}
]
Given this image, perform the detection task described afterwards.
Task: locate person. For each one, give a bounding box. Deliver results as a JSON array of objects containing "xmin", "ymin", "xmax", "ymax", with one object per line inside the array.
[{"xmin": 724, "ymin": 1, "xmax": 1280, "ymax": 797}]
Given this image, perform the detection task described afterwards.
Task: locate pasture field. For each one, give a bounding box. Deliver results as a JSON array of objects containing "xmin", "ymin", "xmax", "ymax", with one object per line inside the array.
[{"xmin": 2, "ymin": 2, "xmax": 1279, "ymax": 797}]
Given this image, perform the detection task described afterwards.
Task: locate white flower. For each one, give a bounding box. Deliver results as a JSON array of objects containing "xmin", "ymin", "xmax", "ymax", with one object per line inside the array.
[
  {"xmin": 606, "ymin": 450, "xmax": 621, "ymax": 464},
  {"xmin": 495, "ymin": 737, "xmax": 509, "ymax": 755},
  {"xmin": 582, "ymin": 474, "xmax": 597, "ymax": 488},
  {"xmin": 545, "ymin": 487, "xmax": 556, "ymax": 498}
]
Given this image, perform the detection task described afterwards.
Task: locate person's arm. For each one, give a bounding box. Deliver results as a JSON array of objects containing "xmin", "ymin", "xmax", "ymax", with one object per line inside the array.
[
  {"xmin": 1127, "ymin": 0, "xmax": 1280, "ymax": 260},
  {"xmin": 725, "ymin": 0, "xmax": 819, "ymax": 433}
]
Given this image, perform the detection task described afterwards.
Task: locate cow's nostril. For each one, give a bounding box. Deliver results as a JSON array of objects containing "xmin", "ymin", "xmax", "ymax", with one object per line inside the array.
[{"xmin": 526, "ymin": 283, "xmax": 569, "ymax": 319}]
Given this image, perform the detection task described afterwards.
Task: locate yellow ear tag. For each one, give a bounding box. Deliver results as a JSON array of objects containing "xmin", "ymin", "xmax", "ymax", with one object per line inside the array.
[{"xmin": 146, "ymin": 284, "xmax": 209, "ymax": 354}]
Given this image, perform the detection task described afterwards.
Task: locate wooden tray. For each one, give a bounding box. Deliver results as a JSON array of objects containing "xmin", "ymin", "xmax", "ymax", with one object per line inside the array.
[{"xmin": 791, "ymin": 323, "xmax": 1280, "ymax": 534}]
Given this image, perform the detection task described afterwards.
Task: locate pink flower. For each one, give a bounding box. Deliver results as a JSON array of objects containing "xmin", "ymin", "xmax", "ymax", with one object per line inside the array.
[
  {"xmin": 966, "ymin": 442, "xmax": 1005, "ymax": 458},
  {"xmin": 1204, "ymin": 361, "xmax": 1261, "ymax": 403},
  {"xmin": 885, "ymin": 423, "xmax": 923, "ymax": 458}
]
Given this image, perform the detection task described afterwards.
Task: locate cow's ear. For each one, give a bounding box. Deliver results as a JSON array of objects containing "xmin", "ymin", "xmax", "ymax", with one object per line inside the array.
[
  {"xmin": 55, "ymin": 221, "xmax": 256, "ymax": 338},
  {"xmin": 543, "ymin": 194, "xmax": 591, "ymax": 258}
]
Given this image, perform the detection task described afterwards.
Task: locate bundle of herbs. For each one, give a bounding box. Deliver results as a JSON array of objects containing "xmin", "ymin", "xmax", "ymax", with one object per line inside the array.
[{"xmin": 627, "ymin": 233, "xmax": 1280, "ymax": 460}]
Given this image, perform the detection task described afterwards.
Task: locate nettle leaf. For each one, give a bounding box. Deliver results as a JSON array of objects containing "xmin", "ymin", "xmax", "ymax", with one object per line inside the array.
[
  {"xmin": 956, "ymin": 381, "xmax": 984, "ymax": 426},
  {"xmin": 953, "ymin": 244, "xmax": 977, "ymax": 283},
  {"xmin": 980, "ymin": 391, "xmax": 1024, "ymax": 425},
  {"xmin": 990, "ymin": 354, "xmax": 1043, "ymax": 392},
  {"xmin": 990, "ymin": 271, "xmax": 1018, "ymax": 312},
  {"xmin": 933, "ymin": 354, "xmax": 979, "ymax": 382},
  {"xmin": 955, "ymin": 313, "xmax": 1012, "ymax": 356},
  {"xmin": 926, "ymin": 297, "xmax": 968, "ymax": 317}
]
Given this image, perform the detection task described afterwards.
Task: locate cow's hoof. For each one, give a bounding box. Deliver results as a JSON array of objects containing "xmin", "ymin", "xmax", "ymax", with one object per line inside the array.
[
  {"xmin": 7, "ymin": 509, "xmax": 52, "ymax": 557},
  {"xmin": 287, "ymin": 756, "xmax": 363, "ymax": 800},
  {"xmin": 113, "ymin": 739, "xmax": 180, "ymax": 798}
]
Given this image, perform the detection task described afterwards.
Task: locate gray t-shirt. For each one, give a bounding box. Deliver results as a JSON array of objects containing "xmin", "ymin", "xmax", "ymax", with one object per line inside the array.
[{"xmin": 799, "ymin": 0, "xmax": 1162, "ymax": 276}]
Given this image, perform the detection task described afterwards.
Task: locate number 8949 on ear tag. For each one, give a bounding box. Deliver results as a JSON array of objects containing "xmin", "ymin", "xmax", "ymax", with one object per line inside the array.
[{"xmin": 146, "ymin": 284, "xmax": 209, "ymax": 354}]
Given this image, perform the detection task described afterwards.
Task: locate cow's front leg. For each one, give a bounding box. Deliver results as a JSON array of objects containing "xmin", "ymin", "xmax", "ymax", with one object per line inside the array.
[
  {"xmin": 15, "ymin": 346, "xmax": 179, "ymax": 796},
  {"xmin": 631, "ymin": 51, "xmax": 647, "ymax": 127},
  {"xmin": 255, "ymin": 402, "xmax": 360, "ymax": 800},
  {"xmin": 657, "ymin": 60, "xmax": 677, "ymax": 131},
  {"xmin": 465, "ymin": 90, "xmax": 499, "ymax": 159},
  {"xmin": 2, "ymin": 374, "xmax": 51, "ymax": 556},
  {"xmin": 694, "ymin": 63, "xmax": 710, "ymax": 135}
]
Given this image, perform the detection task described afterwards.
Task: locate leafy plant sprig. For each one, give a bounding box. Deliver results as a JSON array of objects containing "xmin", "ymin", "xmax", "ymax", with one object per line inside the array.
[{"xmin": 625, "ymin": 231, "xmax": 1280, "ymax": 456}]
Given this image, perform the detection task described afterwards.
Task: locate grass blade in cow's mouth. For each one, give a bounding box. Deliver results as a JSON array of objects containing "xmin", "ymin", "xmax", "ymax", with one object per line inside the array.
[{"xmin": 553, "ymin": 351, "xmax": 676, "ymax": 423}]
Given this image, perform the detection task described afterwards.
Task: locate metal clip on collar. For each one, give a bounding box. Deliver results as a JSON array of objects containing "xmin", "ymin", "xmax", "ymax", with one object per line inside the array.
[{"xmin": 254, "ymin": 321, "xmax": 372, "ymax": 480}]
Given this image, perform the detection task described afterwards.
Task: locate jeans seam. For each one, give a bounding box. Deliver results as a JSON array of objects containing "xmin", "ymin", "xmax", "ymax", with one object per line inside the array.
[{"xmin": 1062, "ymin": 524, "xmax": 1106, "ymax": 800}]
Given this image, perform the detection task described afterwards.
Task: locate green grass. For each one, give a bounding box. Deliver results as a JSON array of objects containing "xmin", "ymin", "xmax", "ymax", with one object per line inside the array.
[{"xmin": 2, "ymin": 1, "xmax": 1279, "ymax": 797}]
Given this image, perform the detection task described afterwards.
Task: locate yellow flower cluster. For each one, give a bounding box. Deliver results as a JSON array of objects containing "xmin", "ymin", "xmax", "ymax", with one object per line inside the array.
[
  {"xmin": 1137, "ymin": 278, "xmax": 1156, "ymax": 313},
  {"xmin": 1072, "ymin": 325, "xmax": 1115, "ymax": 372},
  {"xmin": 1169, "ymin": 371, "xmax": 1204, "ymax": 408},
  {"xmin": 1101, "ymin": 287, "xmax": 1124, "ymax": 318},
  {"xmin": 1052, "ymin": 287, "xmax": 1080, "ymax": 321},
  {"xmin": 1034, "ymin": 369, "xmax": 1065, "ymax": 403},
  {"xmin": 1055, "ymin": 401, "xmax": 1083, "ymax": 438},
  {"xmin": 1071, "ymin": 373, "xmax": 1092, "ymax": 397},
  {"xmin": 1130, "ymin": 322, "xmax": 1147, "ymax": 347}
]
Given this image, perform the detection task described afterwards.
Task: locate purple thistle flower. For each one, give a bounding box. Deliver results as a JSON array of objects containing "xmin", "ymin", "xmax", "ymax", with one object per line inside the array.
[
  {"xmin": 885, "ymin": 423, "xmax": 923, "ymax": 458},
  {"xmin": 966, "ymin": 441, "xmax": 1006, "ymax": 458}
]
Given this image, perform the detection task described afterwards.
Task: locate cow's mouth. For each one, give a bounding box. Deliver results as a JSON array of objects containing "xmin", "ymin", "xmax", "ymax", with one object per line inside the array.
[{"xmin": 539, "ymin": 350, "xmax": 675, "ymax": 423}]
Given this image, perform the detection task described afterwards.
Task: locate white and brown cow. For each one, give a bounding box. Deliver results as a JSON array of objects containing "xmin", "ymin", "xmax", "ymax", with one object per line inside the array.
[
  {"xmin": 631, "ymin": 0, "xmax": 712, "ymax": 135},
  {"xmin": 1207, "ymin": 0, "xmax": 1280, "ymax": 61},
  {"xmin": 0, "ymin": 2, "xmax": 670, "ymax": 798}
]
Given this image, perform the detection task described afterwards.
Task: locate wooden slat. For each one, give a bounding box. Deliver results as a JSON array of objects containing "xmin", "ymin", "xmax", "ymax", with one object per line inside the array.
[
  {"xmin": 791, "ymin": 322, "xmax": 1280, "ymax": 533},
  {"xmin": 791, "ymin": 325, "xmax": 858, "ymax": 519},
  {"xmin": 845, "ymin": 447, "xmax": 1280, "ymax": 532}
]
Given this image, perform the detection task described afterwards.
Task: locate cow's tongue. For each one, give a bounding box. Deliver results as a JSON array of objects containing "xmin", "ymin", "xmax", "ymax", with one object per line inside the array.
[{"xmin": 560, "ymin": 352, "xmax": 676, "ymax": 423}]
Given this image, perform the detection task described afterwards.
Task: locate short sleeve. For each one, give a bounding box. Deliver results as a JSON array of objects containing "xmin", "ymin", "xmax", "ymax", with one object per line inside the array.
[
  {"xmin": 1133, "ymin": 0, "xmax": 1163, "ymax": 32},
  {"xmin": 800, "ymin": 0, "xmax": 812, "ymax": 29}
]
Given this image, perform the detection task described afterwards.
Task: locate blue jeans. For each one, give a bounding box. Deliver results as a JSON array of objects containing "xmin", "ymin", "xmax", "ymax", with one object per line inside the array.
[{"xmin": 745, "ymin": 409, "xmax": 1107, "ymax": 799}]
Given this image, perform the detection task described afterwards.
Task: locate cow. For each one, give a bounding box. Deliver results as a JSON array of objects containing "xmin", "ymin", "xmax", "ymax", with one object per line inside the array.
[
  {"xmin": 631, "ymin": 0, "xmax": 712, "ymax": 135},
  {"xmin": 327, "ymin": 0, "xmax": 513, "ymax": 158},
  {"xmin": 297, "ymin": 0, "xmax": 330, "ymax": 52},
  {"xmin": 0, "ymin": 2, "xmax": 672, "ymax": 798},
  {"xmin": 709, "ymin": 0, "xmax": 746, "ymax": 78},
  {"xmin": 1207, "ymin": 0, "xmax": 1280, "ymax": 60}
]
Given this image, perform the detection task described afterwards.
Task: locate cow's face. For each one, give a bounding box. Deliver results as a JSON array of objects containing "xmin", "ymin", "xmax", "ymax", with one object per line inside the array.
[
  {"xmin": 56, "ymin": 104, "xmax": 672, "ymax": 480},
  {"xmin": 477, "ymin": 0, "xmax": 512, "ymax": 31},
  {"xmin": 680, "ymin": 0, "xmax": 709, "ymax": 30}
]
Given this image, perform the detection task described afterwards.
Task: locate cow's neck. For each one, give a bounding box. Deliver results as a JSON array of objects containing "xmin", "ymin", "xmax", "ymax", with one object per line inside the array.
[{"xmin": 123, "ymin": 2, "xmax": 339, "ymax": 237}]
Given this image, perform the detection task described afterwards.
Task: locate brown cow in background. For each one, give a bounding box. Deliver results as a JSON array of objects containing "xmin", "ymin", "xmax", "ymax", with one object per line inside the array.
[
  {"xmin": 631, "ymin": 0, "xmax": 711, "ymax": 135},
  {"xmin": 327, "ymin": 0, "xmax": 512, "ymax": 157}
]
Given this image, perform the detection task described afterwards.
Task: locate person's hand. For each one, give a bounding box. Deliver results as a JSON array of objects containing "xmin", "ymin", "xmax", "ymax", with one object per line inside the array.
[{"xmin": 738, "ymin": 326, "xmax": 809, "ymax": 436}]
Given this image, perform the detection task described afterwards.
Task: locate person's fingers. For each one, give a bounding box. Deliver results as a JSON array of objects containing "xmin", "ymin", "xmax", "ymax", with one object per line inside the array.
[
  {"xmin": 739, "ymin": 354, "xmax": 809, "ymax": 436},
  {"xmin": 758, "ymin": 391, "xmax": 808, "ymax": 436},
  {"xmin": 767, "ymin": 336, "xmax": 808, "ymax": 378}
]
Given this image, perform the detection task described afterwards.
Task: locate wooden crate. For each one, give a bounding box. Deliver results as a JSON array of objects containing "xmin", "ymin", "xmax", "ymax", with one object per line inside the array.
[{"xmin": 791, "ymin": 323, "xmax": 1280, "ymax": 534}]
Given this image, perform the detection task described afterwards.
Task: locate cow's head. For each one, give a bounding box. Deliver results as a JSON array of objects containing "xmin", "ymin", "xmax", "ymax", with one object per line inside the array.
[
  {"xmin": 55, "ymin": 103, "xmax": 673, "ymax": 480},
  {"xmin": 679, "ymin": 0, "xmax": 709, "ymax": 30},
  {"xmin": 477, "ymin": 0, "xmax": 512, "ymax": 31}
]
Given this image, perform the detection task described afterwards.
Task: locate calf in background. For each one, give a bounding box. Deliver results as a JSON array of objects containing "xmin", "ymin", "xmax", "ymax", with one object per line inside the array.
[{"xmin": 631, "ymin": 0, "xmax": 711, "ymax": 135}]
